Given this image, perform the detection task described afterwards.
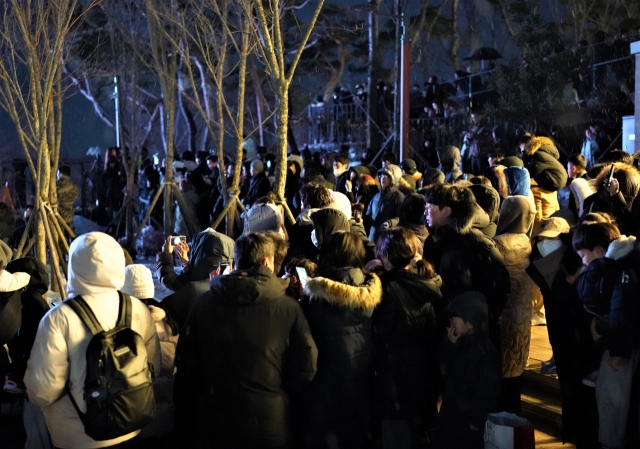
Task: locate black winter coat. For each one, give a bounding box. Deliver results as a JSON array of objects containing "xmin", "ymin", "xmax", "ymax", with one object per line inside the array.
[
  {"xmin": 5, "ymin": 257, "xmax": 50, "ymax": 381},
  {"xmin": 609, "ymin": 245, "xmax": 640, "ymax": 358},
  {"xmin": 296, "ymin": 268, "xmax": 382, "ymax": 449},
  {"xmin": 0, "ymin": 290, "xmax": 21, "ymax": 346},
  {"xmin": 244, "ymin": 172, "xmax": 272, "ymax": 207},
  {"xmin": 335, "ymin": 172, "xmax": 350, "ymax": 194},
  {"xmin": 432, "ymin": 334, "xmax": 501, "ymax": 449},
  {"xmin": 174, "ymin": 265, "xmax": 318, "ymax": 449},
  {"xmin": 372, "ymin": 269, "xmax": 442, "ymax": 419},
  {"xmin": 423, "ymin": 226, "xmax": 511, "ymax": 348},
  {"xmin": 524, "ymin": 144, "xmax": 567, "ymax": 192},
  {"xmin": 526, "ymin": 245, "xmax": 596, "ymax": 444},
  {"xmin": 366, "ymin": 187, "xmax": 405, "ymax": 242},
  {"xmin": 160, "ymin": 279, "xmax": 209, "ymax": 331}
]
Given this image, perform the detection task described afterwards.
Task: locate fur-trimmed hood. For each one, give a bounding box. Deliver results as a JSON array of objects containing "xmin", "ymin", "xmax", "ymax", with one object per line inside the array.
[
  {"xmin": 304, "ymin": 269, "xmax": 382, "ymax": 310},
  {"xmin": 606, "ymin": 235, "xmax": 637, "ymax": 260},
  {"xmin": 524, "ymin": 136, "xmax": 560, "ymax": 159}
]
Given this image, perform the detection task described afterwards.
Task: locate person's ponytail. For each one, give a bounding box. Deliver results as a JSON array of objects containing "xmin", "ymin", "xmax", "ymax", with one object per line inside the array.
[{"xmin": 415, "ymin": 259, "xmax": 436, "ymax": 280}]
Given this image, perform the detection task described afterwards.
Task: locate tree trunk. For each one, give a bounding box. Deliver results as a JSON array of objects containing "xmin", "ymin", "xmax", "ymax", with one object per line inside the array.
[
  {"xmin": 366, "ymin": 0, "xmax": 381, "ymax": 152},
  {"xmin": 392, "ymin": 0, "xmax": 401, "ymax": 153},
  {"xmin": 164, "ymin": 98, "xmax": 176, "ymax": 235},
  {"xmin": 179, "ymin": 88, "xmax": 197, "ymax": 153},
  {"xmin": 250, "ymin": 56, "xmax": 266, "ymax": 148},
  {"xmin": 451, "ymin": 0, "xmax": 460, "ymax": 70},
  {"xmin": 273, "ymin": 83, "xmax": 289, "ymax": 199}
]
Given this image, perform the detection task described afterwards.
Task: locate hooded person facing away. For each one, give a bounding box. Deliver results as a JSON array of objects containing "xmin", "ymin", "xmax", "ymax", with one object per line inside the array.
[
  {"xmin": 494, "ymin": 196, "xmax": 536, "ymax": 413},
  {"xmin": 25, "ymin": 232, "xmax": 161, "ymax": 449},
  {"xmin": 156, "ymin": 227, "xmax": 235, "ymax": 292},
  {"xmin": 174, "ymin": 232, "xmax": 317, "ymax": 449},
  {"xmin": 156, "ymin": 228, "xmax": 235, "ymax": 329}
]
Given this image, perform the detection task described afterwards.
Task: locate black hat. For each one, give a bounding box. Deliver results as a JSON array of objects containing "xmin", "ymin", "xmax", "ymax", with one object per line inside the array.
[{"xmin": 400, "ymin": 158, "xmax": 417, "ymax": 175}]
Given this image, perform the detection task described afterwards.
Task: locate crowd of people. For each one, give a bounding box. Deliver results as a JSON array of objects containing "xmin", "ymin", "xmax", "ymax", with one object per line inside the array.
[{"xmin": 3, "ymin": 128, "xmax": 640, "ymax": 449}]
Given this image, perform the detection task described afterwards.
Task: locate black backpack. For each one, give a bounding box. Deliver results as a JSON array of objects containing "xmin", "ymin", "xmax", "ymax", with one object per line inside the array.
[{"xmin": 65, "ymin": 293, "xmax": 156, "ymax": 441}]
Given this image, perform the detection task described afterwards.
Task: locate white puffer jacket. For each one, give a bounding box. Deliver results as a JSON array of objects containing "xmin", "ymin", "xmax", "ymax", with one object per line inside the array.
[{"xmin": 24, "ymin": 232, "xmax": 161, "ymax": 449}]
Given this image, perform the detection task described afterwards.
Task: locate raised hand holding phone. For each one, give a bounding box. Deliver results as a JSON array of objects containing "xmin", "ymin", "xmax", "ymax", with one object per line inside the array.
[
  {"xmin": 295, "ymin": 267, "xmax": 309, "ymax": 288},
  {"xmin": 605, "ymin": 164, "xmax": 619, "ymax": 195}
]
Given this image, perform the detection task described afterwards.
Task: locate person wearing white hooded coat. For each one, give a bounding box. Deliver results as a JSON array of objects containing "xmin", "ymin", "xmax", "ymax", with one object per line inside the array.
[{"xmin": 25, "ymin": 232, "xmax": 161, "ymax": 449}]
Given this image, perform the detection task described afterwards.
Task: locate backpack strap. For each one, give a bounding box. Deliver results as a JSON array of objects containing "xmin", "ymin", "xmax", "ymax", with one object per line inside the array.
[
  {"xmin": 116, "ymin": 292, "xmax": 132, "ymax": 329},
  {"xmin": 64, "ymin": 295, "xmax": 104, "ymax": 424},
  {"xmin": 65, "ymin": 296, "xmax": 104, "ymax": 336}
]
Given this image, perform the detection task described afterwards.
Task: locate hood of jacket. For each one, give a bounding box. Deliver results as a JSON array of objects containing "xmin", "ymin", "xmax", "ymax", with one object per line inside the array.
[
  {"xmin": 606, "ymin": 235, "xmax": 637, "ymax": 260},
  {"xmin": 446, "ymin": 291, "xmax": 489, "ymax": 335},
  {"xmin": 377, "ymin": 164, "xmax": 402, "ymax": 187},
  {"xmin": 496, "ymin": 196, "xmax": 535, "ymax": 236},
  {"xmin": 350, "ymin": 165, "xmax": 371, "ymax": 178},
  {"xmin": 505, "ymin": 166, "xmax": 531, "ymax": 197},
  {"xmin": 401, "ymin": 174, "xmax": 417, "ymax": 192},
  {"xmin": 468, "ymin": 184, "xmax": 500, "ymax": 223},
  {"xmin": 209, "ymin": 264, "xmax": 286, "ymax": 305},
  {"xmin": 188, "ymin": 228, "xmax": 235, "ymax": 282},
  {"xmin": 525, "ymin": 139, "xmax": 567, "ymax": 192},
  {"xmin": 329, "ymin": 190, "xmax": 352, "ymax": 220},
  {"xmin": 423, "ymin": 167, "xmax": 445, "ymax": 185},
  {"xmin": 297, "ymin": 207, "xmax": 320, "ymax": 226},
  {"xmin": 304, "ymin": 268, "xmax": 382, "ymax": 310},
  {"xmin": 310, "ymin": 208, "xmax": 350, "ymax": 247},
  {"xmin": 525, "ymin": 137, "xmax": 560, "ymax": 160},
  {"xmin": 569, "ymin": 177, "xmax": 595, "ymax": 216},
  {"xmin": 437, "ymin": 145, "xmax": 461, "ymax": 173},
  {"xmin": 6, "ymin": 257, "xmax": 49, "ymax": 294},
  {"xmin": 67, "ymin": 232, "xmax": 125, "ymax": 297},
  {"xmin": 470, "ymin": 203, "xmax": 491, "ymax": 231}
]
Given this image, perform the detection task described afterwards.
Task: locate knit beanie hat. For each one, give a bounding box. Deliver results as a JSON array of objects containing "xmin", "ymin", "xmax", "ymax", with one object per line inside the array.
[
  {"xmin": 0, "ymin": 240, "xmax": 11, "ymax": 270},
  {"xmin": 250, "ymin": 160, "xmax": 264, "ymax": 173},
  {"xmin": 501, "ymin": 156, "xmax": 524, "ymax": 168},
  {"xmin": 422, "ymin": 167, "xmax": 445, "ymax": 186},
  {"xmin": 121, "ymin": 264, "xmax": 155, "ymax": 300}
]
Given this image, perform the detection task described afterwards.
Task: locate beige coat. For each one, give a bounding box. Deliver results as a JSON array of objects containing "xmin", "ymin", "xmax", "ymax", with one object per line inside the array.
[
  {"xmin": 495, "ymin": 196, "xmax": 535, "ymax": 378},
  {"xmin": 531, "ymin": 179, "xmax": 559, "ymax": 236}
]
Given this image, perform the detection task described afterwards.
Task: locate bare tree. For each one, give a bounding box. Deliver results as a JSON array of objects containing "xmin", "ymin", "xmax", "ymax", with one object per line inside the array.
[
  {"xmin": 246, "ymin": 0, "xmax": 326, "ymax": 201},
  {"xmin": 0, "ymin": 0, "xmax": 99, "ymax": 297}
]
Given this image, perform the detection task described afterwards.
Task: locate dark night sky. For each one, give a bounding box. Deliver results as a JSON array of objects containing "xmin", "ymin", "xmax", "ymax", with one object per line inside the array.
[{"xmin": 0, "ymin": 0, "xmax": 424, "ymax": 162}]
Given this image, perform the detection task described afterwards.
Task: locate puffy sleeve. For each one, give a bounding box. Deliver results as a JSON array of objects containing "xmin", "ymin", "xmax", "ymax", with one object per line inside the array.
[{"xmin": 24, "ymin": 309, "xmax": 70, "ymax": 408}]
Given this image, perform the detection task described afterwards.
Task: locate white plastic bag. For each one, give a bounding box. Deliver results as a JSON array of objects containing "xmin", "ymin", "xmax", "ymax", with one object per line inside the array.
[{"xmin": 484, "ymin": 411, "xmax": 535, "ymax": 449}]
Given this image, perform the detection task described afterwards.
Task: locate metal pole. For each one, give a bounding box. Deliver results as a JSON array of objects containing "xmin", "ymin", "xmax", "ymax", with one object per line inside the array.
[
  {"xmin": 399, "ymin": 12, "xmax": 411, "ymax": 162},
  {"xmin": 114, "ymin": 76, "xmax": 121, "ymax": 148}
]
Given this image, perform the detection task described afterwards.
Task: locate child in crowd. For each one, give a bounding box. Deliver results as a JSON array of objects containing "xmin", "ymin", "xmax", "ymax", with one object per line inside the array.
[
  {"xmin": 572, "ymin": 220, "xmax": 639, "ymax": 448},
  {"xmin": 432, "ymin": 292, "xmax": 501, "ymax": 449},
  {"xmin": 572, "ymin": 219, "xmax": 626, "ymax": 386}
]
